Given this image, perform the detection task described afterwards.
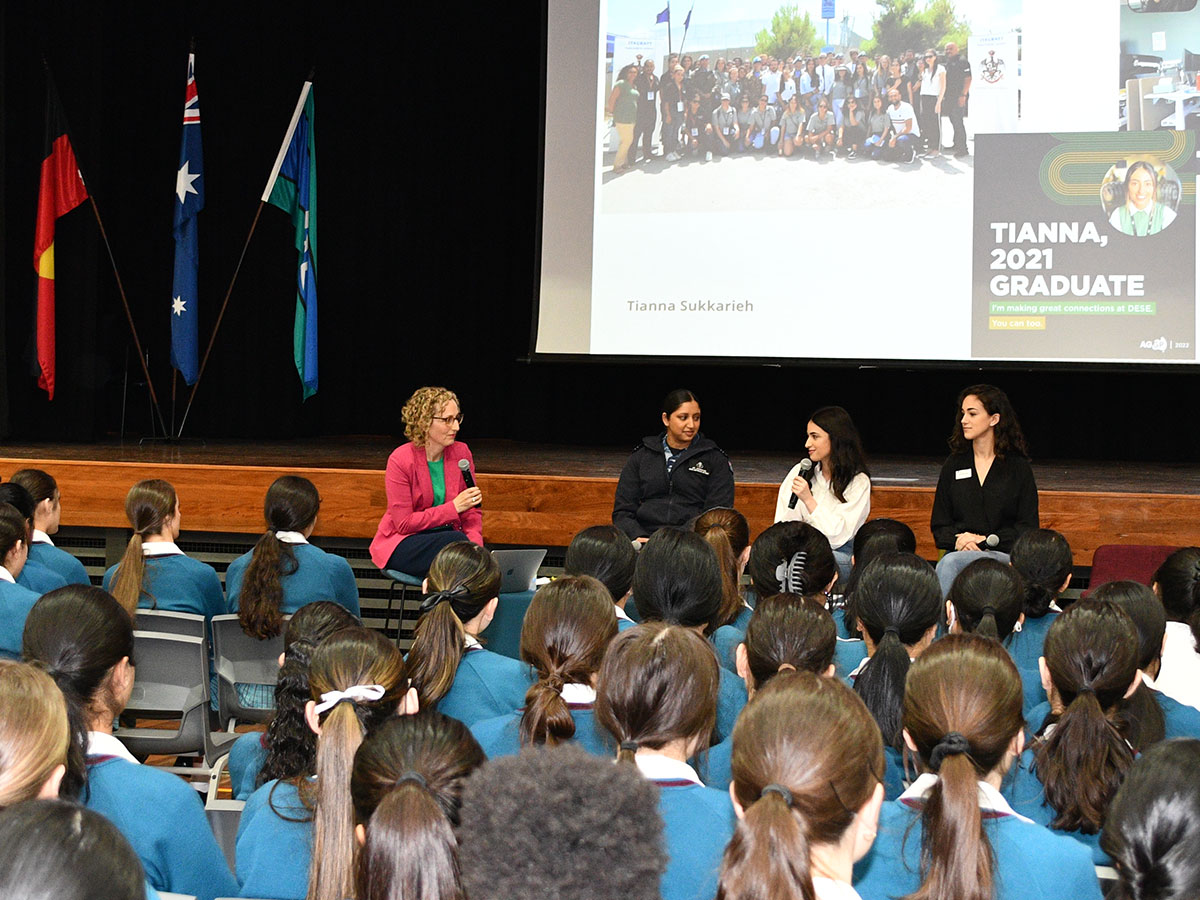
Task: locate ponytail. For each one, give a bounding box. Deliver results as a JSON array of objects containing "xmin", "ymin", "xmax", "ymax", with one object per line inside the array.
[
  {"xmin": 306, "ymin": 628, "xmax": 409, "ymax": 900},
  {"xmin": 406, "ymin": 543, "xmax": 501, "ymax": 709},
  {"xmin": 694, "ymin": 508, "xmax": 750, "ymax": 630},
  {"xmin": 946, "ymin": 558, "xmax": 1023, "ymax": 642},
  {"xmin": 742, "ymin": 594, "xmax": 836, "ymax": 689},
  {"xmin": 746, "ymin": 521, "xmax": 836, "ymax": 602},
  {"xmin": 1010, "ymin": 529, "xmax": 1072, "ymax": 619},
  {"xmin": 1153, "ymin": 547, "xmax": 1200, "ymax": 653},
  {"xmin": 109, "ymin": 479, "xmax": 177, "ymax": 617},
  {"xmin": 913, "ymin": 750, "xmax": 992, "ymax": 900},
  {"xmin": 717, "ymin": 671, "xmax": 883, "ymax": 900},
  {"xmin": 1034, "ymin": 601, "xmax": 1138, "ymax": 834},
  {"xmin": 351, "ymin": 713, "xmax": 484, "ymax": 900}
]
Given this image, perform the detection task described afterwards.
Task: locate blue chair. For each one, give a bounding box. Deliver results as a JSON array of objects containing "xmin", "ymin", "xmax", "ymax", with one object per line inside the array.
[{"xmin": 383, "ymin": 568, "xmax": 423, "ymax": 639}]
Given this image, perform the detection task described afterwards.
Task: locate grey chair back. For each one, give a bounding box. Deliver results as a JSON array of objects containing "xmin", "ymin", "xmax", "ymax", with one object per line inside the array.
[
  {"xmin": 115, "ymin": 631, "xmax": 208, "ymax": 758},
  {"xmin": 210, "ymin": 614, "xmax": 288, "ymax": 728}
]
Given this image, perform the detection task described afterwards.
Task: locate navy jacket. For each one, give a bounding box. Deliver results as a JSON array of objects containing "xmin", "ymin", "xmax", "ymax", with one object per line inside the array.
[{"xmin": 613, "ymin": 432, "xmax": 735, "ymax": 539}]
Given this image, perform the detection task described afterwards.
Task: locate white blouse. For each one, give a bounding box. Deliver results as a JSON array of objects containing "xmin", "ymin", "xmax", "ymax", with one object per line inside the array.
[
  {"xmin": 774, "ymin": 464, "xmax": 871, "ymax": 549},
  {"xmin": 1153, "ymin": 621, "xmax": 1200, "ymax": 710}
]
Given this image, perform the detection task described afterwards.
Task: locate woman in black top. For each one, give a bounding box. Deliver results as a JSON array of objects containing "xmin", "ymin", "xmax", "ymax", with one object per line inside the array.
[
  {"xmin": 612, "ymin": 389, "xmax": 735, "ymax": 541},
  {"xmin": 930, "ymin": 384, "xmax": 1038, "ymax": 596}
]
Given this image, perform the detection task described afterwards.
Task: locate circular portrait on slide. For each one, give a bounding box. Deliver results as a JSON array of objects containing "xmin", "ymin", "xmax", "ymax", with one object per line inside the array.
[{"xmin": 1101, "ymin": 157, "xmax": 1181, "ymax": 237}]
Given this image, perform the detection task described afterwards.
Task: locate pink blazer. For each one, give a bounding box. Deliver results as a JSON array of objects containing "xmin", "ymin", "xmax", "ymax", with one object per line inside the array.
[{"xmin": 369, "ymin": 440, "xmax": 484, "ymax": 568}]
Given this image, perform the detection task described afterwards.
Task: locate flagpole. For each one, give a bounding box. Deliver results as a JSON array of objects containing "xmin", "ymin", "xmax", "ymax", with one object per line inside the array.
[
  {"xmin": 43, "ymin": 61, "xmax": 169, "ymax": 437},
  {"xmin": 174, "ymin": 201, "xmax": 265, "ymax": 439},
  {"xmin": 668, "ymin": 2, "xmax": 673, "ymax": 56},
  {"xmin": 678, "ymin": 2, "xmax": 695, "ymax": 57}
]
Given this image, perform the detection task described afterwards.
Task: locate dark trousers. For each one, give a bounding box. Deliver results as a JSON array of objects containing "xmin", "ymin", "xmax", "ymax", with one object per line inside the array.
[
  {"xmin": 946, "ymin": 100, "xmax": 967, "ymax": 153},
  {"xmin": 919, "ymin": 95, "xmax": 941, "ymax": 152},
  {"xmin": 385, "ymin": 528, "xmax": 470, "ymax": 579},
  {"xmin": 633, "ymin": 109, "xmax": 657, "ymax": 160}
]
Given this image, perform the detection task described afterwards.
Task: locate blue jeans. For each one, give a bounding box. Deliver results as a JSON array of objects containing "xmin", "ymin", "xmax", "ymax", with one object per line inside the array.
[{"xmin": 935, "ymin": 550, "xmax": 1011, "ymax": 598}]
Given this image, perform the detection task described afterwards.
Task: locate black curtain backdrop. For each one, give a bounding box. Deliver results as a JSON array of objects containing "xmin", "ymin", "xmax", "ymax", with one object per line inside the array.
[{"xmin": 3, "ymin": 2, "xmax": 1200, "ymax": 462}]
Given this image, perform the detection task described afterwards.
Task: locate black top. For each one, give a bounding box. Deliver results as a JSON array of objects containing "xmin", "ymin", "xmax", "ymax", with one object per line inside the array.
[
  {"xmin": 929, "ymin": 451, "xmax": 1038, "ymax": 553},
  {"xmin": 944, "ymin": 54, "xmax": 972, "ymax": 96},
  {"xmin": 612, "ymin": 432, "xmax": 735, "ymax": 540}
]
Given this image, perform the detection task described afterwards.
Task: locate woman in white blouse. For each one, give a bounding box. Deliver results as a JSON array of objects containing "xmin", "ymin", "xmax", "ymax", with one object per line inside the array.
[{"xmin": 775, "ymin": 406, "xmax": 871, "ymax": 578}]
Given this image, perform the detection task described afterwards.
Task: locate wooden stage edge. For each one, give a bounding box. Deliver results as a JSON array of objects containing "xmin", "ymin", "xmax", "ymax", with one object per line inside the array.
[{"xmin": 5, "ymin": 454, "xmax": 1200, "ymax": 567}]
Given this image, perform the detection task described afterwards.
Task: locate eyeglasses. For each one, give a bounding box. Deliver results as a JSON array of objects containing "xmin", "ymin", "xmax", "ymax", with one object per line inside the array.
[{"xmin": 431, "ymin": 414, "xmax": 464, "ymax": 425}]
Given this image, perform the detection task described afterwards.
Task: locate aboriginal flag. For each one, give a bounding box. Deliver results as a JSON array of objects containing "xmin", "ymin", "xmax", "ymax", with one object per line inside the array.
[{"xmin": 32, "ymin": 82, "xmax": 89, "ymax": 399}]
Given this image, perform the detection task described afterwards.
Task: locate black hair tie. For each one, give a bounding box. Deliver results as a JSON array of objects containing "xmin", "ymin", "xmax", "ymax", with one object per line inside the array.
[
  {"xmin": 883, "ymin": 626, "xmax": 901, "ymax": 639},
  {"xmin": 929, "ymin": 732, "xmax": 971, "ymax": 772},
  {"xmin": 1076, "ymin": 684, "xmax": 1096, "ymax": 696},
  {"xmin": 981, "ymin": 605, "xmax": 996, "ymax": 617},
  {"xmin": 619, "ymin": 740, "xmax": 640, "ymax": 753},
  {"xmin": 760, "ymin": 783, "xmax": 794, "ymax": 807},
  {"xmin": 396, "ymin": 771, "xmax": 427, "ymax": 789},
  {"xmin": 418, "ymin": 586, "xmax": 465, "ymax": 614}
]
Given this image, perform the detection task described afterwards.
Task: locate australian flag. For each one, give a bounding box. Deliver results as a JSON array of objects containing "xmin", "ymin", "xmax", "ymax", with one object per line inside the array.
[{"xmin": 171, "ymin": 51, "xmax": 202, "ymax": 384}]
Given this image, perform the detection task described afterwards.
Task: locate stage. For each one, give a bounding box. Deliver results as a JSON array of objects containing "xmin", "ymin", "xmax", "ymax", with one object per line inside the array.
[{"xmin": 3, "ymin": 437, "xmax": 1200, "ymax": 566}]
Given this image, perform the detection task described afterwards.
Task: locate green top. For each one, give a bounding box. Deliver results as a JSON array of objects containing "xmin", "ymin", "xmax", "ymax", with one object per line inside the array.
[
  {"xmin": 428, "ymin": 459, "xmax": 446, "ymax": 506},
  {"xmin": 613, "ymin": 80, "xmax": 639, "ymax": 124}
]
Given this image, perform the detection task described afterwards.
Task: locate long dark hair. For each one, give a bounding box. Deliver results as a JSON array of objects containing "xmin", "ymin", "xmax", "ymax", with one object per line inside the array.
[
  {"xmin": 1034, "ymin": 601, "xmax": 1138, "ymax": 833},
  {"xmin": 238, "ymin": 476, "xmax": 322, "ymax": 640},
  {"xmin": 947, "ymin": 384, "xmax": 1029, "ymax": 458},
  {"xmin": 109, "ymin": 479, "xmax": 178, "ymax": 617},
  {"xmin": 0, "ymin": 504, "xmax": 27, "ymax": 568},
  {"xmin": 808, "ymin": 406, "xmax": 870, "ymax": 502},
  {"xmin": 1010, "ymin": 529, "xmax": 1072, "ymax": 619},
  {"xmin": 563, "ymin": 524, "xmax": 637, "ymax": 604},
  {"xmin": 746, "ymin": 521, "xmax": 836, "ymax": 602},
  {"xmin": 1090, "ymin": 581, "xmax": 1167, "ymax": 752},
  {"xmin": 630, "ymin": 528, "xmax": 723, "ymax": 632},
  {"xmin": 694, "ymin": 508, "xmax": 751, "ymax": 630},
  {"xmin": 518, "ymin": 576, "xmax": 617, "ymax": 747},
  {"xmin": 259, "ymin": 601, "xmax": 360, "ymax": 787},
  {"xmin": 843, "ymin": 519, "xmax": 917, "ymax": 633},
  {"xmin": 741, "ymin": 594, "xmax": 836, "ymax": 692},
  {"xmin": 406, "ymin": 543, "xmax": 501, "ymax": 709},
  {"xmin": 1101, "ymin": 739, "xmax": 1200, "ymax": 900},
  {"xmin": 717, "ymin": 672, "xmax": 883, "ymax": 900},
  {"xmin": 849, "ymin": 552, "xmax": 942, "ymax": 748},
  {"xmin": 351, "ymin": 713, "xmax": 485, "ymax": 900},
  {"xmin": 902, "ymin": 635, "xmax": 1025, "ymax": 900},
  {"xmin": 21, "ymin": 586, "xmax": 134, "ymax": 800},
  {"xmin": 1153, "ymin": 547, "xmax": 1200, "ymax": 652},
  {"xmin": 946, "ymin": 558, "xmax": 1024, "ymax": 641}
]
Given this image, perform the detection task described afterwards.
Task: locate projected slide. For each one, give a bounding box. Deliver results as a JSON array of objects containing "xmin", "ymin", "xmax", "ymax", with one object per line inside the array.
[{"xmin": 534, "ymin": 0, "xmax": 1200, "ymax": 366}]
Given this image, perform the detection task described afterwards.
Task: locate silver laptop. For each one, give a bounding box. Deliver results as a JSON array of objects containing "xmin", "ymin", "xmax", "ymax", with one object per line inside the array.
[{"xmin": 492, "ymin": 549, "xmax": 547, "ymax": 593}]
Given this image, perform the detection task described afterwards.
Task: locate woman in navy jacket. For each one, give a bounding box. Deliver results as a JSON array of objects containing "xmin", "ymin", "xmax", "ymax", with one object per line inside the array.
[{"xmin": 613, "ymin": 389, "xmax": 735, "ymax": 541}]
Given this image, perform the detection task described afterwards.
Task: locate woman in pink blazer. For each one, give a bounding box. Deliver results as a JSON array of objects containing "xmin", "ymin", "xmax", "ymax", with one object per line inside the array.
[{"xmin": 369, "ymin": 387, "xmax": 484, "ymax": 578}]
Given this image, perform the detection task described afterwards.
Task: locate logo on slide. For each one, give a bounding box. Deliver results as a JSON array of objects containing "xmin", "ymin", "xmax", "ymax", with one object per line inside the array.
[{"xmin": 1139, "ymin": 336, "xmax": 1168, "ymax": 352}]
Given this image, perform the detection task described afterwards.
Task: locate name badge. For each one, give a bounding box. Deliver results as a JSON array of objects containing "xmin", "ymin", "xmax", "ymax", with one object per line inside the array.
[
  {"xmin": 676, "ymin": 101, "xmax": 684, "ymax": 112},
  {"xmin": 691, "ymin": 128, "xmax": 699, "ymax": 136},
  {"xmin": 723, "ymin": 127, "xmax": 731, "ymax": 134},
  {"xmin": 955, "ymin": 468, "xmax": 972, "ymax": 480},
  {"xmin": 647, "ymin": 91, "xmax": 655, "ymax": 100}
]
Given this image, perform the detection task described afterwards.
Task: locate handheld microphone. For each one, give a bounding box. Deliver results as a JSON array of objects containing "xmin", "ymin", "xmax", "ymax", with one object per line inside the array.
[
  {"xmin": 985, "ymin": 534, "xmax": 999, "ymax": 548},
  {"xmin": 458, "ymin": 459, "xmax": 480, "ymax": 508},
  {"xmin": 787, "ymin": 458, "xmax": 814, "ymax": 509}
]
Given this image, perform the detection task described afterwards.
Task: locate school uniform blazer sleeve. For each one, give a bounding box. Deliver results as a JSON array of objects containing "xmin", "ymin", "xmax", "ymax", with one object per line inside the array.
[
  {"xmin": 613, "ymin": 450, "xmax": 648, "ymax": 539},
  {"xmin": 807, "ymin": 472, "xmax": 871, "ymax": 549},
  {"xmin": 198, "ymin": 562, "xmax": 227, "ymax": 618},
  {"xmin": 331, "ymin": 553, "xmax": 362, "ymax": 618}
]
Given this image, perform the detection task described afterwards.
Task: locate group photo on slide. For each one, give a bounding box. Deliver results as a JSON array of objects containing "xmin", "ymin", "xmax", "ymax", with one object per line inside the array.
[{"xmin": 5, "ymin": 1, "xmax": 1200, "ymax": 899}]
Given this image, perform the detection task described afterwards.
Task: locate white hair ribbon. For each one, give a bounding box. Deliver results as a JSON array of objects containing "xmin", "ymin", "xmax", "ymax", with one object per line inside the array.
[{"xmin": 313, "ymin": 683, "xmax": 386, "ymax": 715}]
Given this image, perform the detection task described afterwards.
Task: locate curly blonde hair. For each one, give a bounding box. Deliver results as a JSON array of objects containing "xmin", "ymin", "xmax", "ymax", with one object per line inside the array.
[{"xmin": 402, "ymin": 386, "xmax": 459, "ymax": 445}]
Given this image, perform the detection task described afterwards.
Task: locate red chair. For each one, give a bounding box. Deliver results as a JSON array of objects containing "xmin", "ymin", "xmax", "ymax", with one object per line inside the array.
[{"xmin": 1082, "ymin": 544, "xmax": 1176, "ymax": 598}]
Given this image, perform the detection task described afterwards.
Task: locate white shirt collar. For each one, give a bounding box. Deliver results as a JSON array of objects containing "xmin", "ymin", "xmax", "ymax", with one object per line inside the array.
[
  {"xmin": 86, "ymin": 731, "xmax": 139, "ymax": 764},
  {"xmin": 275, "ymin": 531, "xmax": 308, "ymax": 544},
  {"xmin": 32, "ymin": 529, "xmax": 54, "ymax": 546},
  {"xmin": 142, "ymin": 541, "xmax": 183, "ymax": 557},
  {"xmin": 812, "ymin": 876, "xmax": 863, "ymax": 900},
  {"xmin": 634, "ymin": 753, "xmax": 702, "ymax": 785},
  {"xmin": 464, "ymin": 633, "xmax": 483, "ymax": 651},
  {"xmin": 900, "ymin": 772, "xmax": 1033, "ymax": 823},
  {"xmin": 614, "ymin": 604, "xmax": 633, "ymax": 623},
  {"xmin": 560, "ymin": 683, "xmax": 597, "ymax": 704},
  {"xmin": 0, "ymin": 567, "xmax": 14, "ymax": 585},
  {"xmin": 1141, "ymin": 668, "xmax": 1159, "ymax": 690}
]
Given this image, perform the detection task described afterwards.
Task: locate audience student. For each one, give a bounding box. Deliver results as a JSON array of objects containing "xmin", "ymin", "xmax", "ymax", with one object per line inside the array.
[
  {"xmin": 848, "ymin": 552, "xmax": 942, "ymax": 798},
  {"xmin": 351, "ymin": 712, "xmax": 485, "ymax": 900},
  {"xmin": 7, "ymin": 469, "xmax": 89, "ymax": 585},
  {"xmin": 0, "ymin": 483, "xmax": 68, "ymax": 595},
  {"xmin": 717, "ymin": 671, "xmax": 884, "ymax": 900},
  {"xmin": 235, "ymin": 626, "xmax": 415, "ymax": 900},
  {"xmin": 563, "ymin": 523, "xmax": 638, "ymax": 629},
  {"xmin": 596, "ymin": 622, "xmax": 736, "ymax": 900},
  {"xmin": 1093, "ymin": 580, "xmax": 1200, "ymax": 743},
  {"xmin": 1100, "ymin": 739, "xmax": 1200, "ymax": 900},
  {"xmin": 633, "ymin": 528, "xmax": 746, "ymax": 740},
  {"xmin": 0, "ymin": 800, "xmax": 151, "ymax": 900},
  {"xmin": 470, "ymin": 575, "xmax": 617, "ymax": 758},
  {"xmin": 0, "ymin": 504, "xmax": 41, "ymax": 660},
  {"xmin": 404, "ymin": 541, "xmax": 532, "ymax": 726},
  {"xmin": 23, "ymin": 585, "xmax": 238, "ymax": 900},
  {"xmin": 705, "ymin": 593, "xmax": 838, "ymax": 791},
  {"xmin": 0, "ymin": 660, "xmax": 67, "ymax": 807},
  {"xmin": 695, "ymin": 507, "xmax": 752, "ymax": 633},
  {"xmin": 459, "ymin": 743, "xmax": 666, "ymax": 900},
  {"xmin": 1151, "ymin": 547, "xmax": 1200, "ymax": 710},
  {"xmin": 854, "ymin": 634, "xmax": 1102, "ymax": 900},
  {"xmin": 1008, "ymin": 528, "xmax": 1072, "ymax": 671},
  {"xmin": 102, "ymin": 479, "xmax": 224, "ymax": 620},
  {"xmin": 226, "ymin": 601, "xmax": 359, "ymax": 801},
  {"xmin": 1008, "ymin": 600, "xmax": 1141, "ymax": 862}
]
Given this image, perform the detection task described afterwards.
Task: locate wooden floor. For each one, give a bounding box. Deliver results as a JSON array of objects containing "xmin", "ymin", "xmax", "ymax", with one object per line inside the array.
[{"xmin": 3, "ymin": 437, "xmax": 1200, "ymax": 565}]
